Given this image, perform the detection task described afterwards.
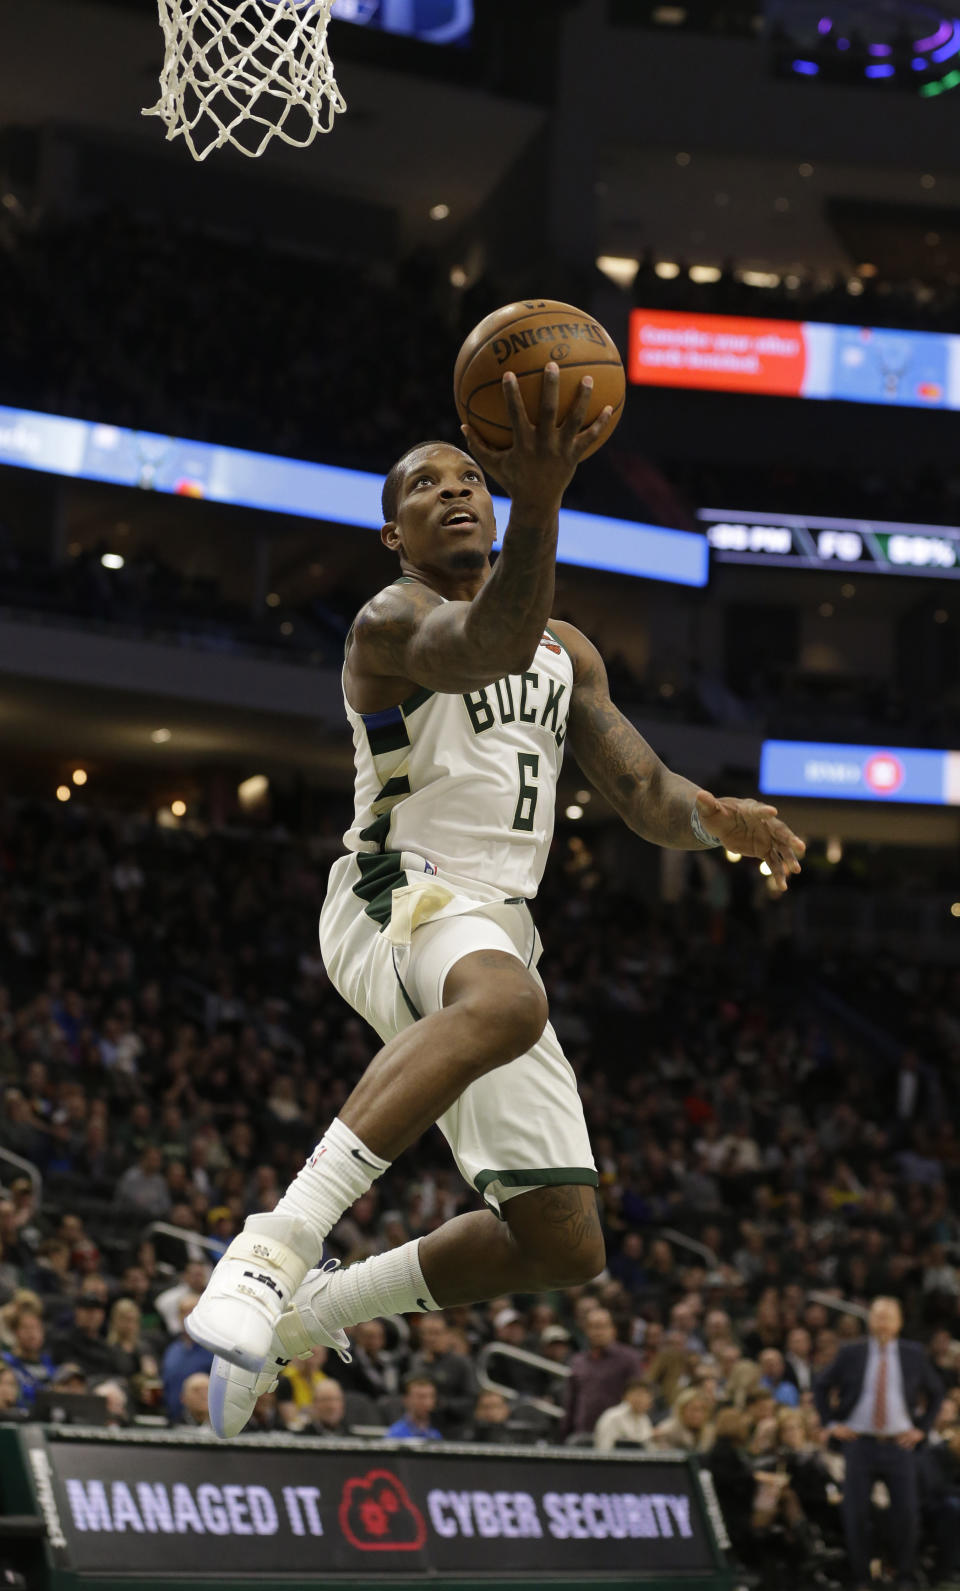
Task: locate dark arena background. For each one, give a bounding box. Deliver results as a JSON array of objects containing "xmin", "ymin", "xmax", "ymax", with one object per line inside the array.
[{"xmin": 1, "ymin": 2, "xmax": 960, "ymax": 1589}]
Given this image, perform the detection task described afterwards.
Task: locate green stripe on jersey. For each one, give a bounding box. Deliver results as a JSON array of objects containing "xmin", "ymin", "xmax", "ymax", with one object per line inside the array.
[
  {"xmin": 358, "ymin": 812, "xmax": 392, "ymax": 851},
  {"xmin": 373, "ymin": 775, "xmax": 411, "ymax": 810},
  {"xmin": 400, "ymin": 684, "xmax": 434, "ymax": 715},
  {"xmin": 352, "ymin": 851, "xmax": 406, "ymax": 929}
]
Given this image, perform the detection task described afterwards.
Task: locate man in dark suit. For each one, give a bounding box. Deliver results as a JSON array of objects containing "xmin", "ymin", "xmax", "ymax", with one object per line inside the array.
[{"xmin": 814, "ymin": 1296, "xmax": 944, "ymax": 1591}]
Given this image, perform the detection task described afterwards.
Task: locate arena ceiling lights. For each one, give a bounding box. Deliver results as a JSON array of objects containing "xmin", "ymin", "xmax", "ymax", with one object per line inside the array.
[{"xmin": 767, "ymin": 0, "xmax": 960, "ymax": 94}]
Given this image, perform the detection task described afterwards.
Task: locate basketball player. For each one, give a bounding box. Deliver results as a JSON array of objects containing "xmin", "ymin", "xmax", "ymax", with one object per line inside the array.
[{"xmin": 188, "ymin": 364, "xmax": 805, "ymax": 1435}]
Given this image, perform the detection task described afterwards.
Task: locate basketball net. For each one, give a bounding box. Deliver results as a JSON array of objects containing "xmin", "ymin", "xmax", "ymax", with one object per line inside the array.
[{"xmin": 144, "ymin": 0, "xmax": 346, "ymax": 162}]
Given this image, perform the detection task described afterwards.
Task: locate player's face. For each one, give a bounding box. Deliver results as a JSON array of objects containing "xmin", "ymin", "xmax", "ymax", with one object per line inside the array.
[{"xmin": 387, "ymin": 444, "xmax": 496, "ymax": 573}]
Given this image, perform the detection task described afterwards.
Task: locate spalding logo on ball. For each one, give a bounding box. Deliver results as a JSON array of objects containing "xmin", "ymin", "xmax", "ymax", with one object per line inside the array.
[{"xmin": 454, "ymin": 300, "xmax": 626, "ymax": 461}]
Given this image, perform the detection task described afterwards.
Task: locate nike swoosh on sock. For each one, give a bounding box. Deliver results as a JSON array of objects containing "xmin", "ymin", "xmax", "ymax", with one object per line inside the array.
[
  {"xmin": 350, "ymin": 1147, "xmax": 381, "ymax": 1170},
  {"xmin": 416, "ymin": 1298, "xmax": 430, "ymax": 1312}
]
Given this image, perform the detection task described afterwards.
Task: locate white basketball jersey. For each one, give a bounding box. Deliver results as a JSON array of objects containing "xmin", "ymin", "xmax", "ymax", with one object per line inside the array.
[{"xmin": 342, "ymin": 584, "xmax": 572, "ymax": 901}]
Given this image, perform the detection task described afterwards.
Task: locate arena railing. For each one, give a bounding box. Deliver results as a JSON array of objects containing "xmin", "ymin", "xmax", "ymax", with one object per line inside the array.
[
  {"xmin": 0, "ymin": 1147, "xmax": 42, "ymax": 1204},
  {"xmin": 476, "ymin": 1342, "xmax": 568, "ymax": 1421},
  {"xmin": 805, "ymin": 1290, "xmax": 869, "ymax": 1323},
  {"xmin": 658, "ymin": 1228, "xmax": 718, "ymax": 1267},
  {"xmin": 142, "ymin": 1220, "xmax": 225, "ymax": 1263}
]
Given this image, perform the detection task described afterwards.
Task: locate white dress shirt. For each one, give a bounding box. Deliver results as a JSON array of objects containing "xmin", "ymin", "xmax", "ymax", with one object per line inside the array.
[
  {"xmin": 594, "ymin": 1403, "xmax": 654, "ymax": 1451},
  {"xmin": 848, "ymin": 1339, "xmax": 912, "ymax": 1436}
]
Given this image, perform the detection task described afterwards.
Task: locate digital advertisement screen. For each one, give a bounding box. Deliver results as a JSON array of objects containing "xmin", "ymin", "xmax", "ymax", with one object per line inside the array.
[
  {"xmin": 699, "ymin": 507, "xmax": 960, "ymax": 578},
  {"xmin": 629, "ymin": 309, "xmax": 960, "ymax": 412},
  {"xmin": 330, "ymin": 0, "xmax": 473, "ymax": 46},
  {"xmin": 0, "ymin": 404, "xmax": 707, "ymax": 588},
  {"xmin": 28, "ymin": 1433, "xmax": 720, "ymax": 1580},
  {"xmin": 760, "ymin": 740, "xmax": 960, "ymax": 806}
]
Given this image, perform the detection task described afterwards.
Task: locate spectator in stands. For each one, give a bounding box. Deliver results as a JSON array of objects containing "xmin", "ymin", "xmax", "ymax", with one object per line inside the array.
[
  {"xmin": 783, "ymin": 1326, "xmax": 815, "ymax": 1394},
  {"xmin": 106, "ymin": 1299, "xmax": 159, "ymax": 1390},
  {"xmin": 114, "ymin": 1146, "xmax": 171, "ymax": 1218},
  {"xmin": 929, "ymin": 1327, "xmax": 960, "ymax": 1392},
  {"xmin": 94, "ymin": 1379, "xmax": 130, "ymax": 1428},
  {"xmin": 594, "ymin": 1377, "xmax": 654, "ymax": 1450},
  {"xmin": 485, "ymin": 1307, "xmax": 542, "ymax": 1399},
  {"xmin": 564, "ymin": 1309, "xmax": 645, "ymax": 1438},
  {"xmin": 50, "ymin": 1363, "xmax": 88, "ymax": 1395},
  {"xmin": 178, "ymin": 1372, "xmax": 211, "ymax": 1428},
  {"xmin": 161, "ymin": 1295, "xmax": 213, "ymax": 1421},
  {"xmin": 386, "ymin": 1377, "xmax": 443, "ymax": 1442},
  {"xmin": 465, "ymin": 1389, "xmax": 517, "ymax": 1444},
  {"xmin": 758, "ymin": 1348, "xmax": 800, "ymax": 1407},
  {"xmin": 815, "ymin": 1295, "xmax": 944, "ymax": 1591},
  {"xmin": 0, "ymin": 1364, "xmax": 25, "ymax": 1418},
  {"xmin": 776, "ymin": 1408, "xmax": 840, "ymax": 1547},
  {"xmin": 407, "ymin": 1314, "xmax": 476, "ymax": 1435},
  {"xmin": 29, "ymin": 1238, "xmax": 75, "ymax": 1303},
  {"xmin": 333, "ymin": 1319, "xmax": 401, "ymax": 1402},
  {"xmin": 652, "ymin": 1387, "xmax": 715, "ymax": 1453},
  {"xmin": 301, "ymin": 1379, "xmax": 349, "ymax": 1438},
  {"xmin": 155, "ymin": 1260, "xmax": 212, "ymax": 1337},
  {"xmin": 919, "ymin": 1412, "xmax": 960, "ymax": 1587},
  {"xmin": 48, "ymin": 1292, "xmax": 126, "ymax": 1384},
  {"xmin": 1, "ymin": 1300, "xmax": 55, "ymax": 1404},
  {"xmin": 279, "ymin": 1344, "xmax": 330, "ymax": 1417}
]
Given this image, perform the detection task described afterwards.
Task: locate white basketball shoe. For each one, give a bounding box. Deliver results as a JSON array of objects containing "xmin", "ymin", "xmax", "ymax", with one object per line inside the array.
[
  {"xmin": 185, "ymin": 1211, "xmax": 319, "ymax": 1373},
  {"xmin": 207, "ymin": 1259, "xmax": 352, "ymax": 1439}
]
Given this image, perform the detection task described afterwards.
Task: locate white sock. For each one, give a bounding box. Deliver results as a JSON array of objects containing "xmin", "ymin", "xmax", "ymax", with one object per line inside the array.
[
  {"xmin": 308, "ymin": 1238, "xmax": 440, "ymax": 1333},
  {"xmin": 273, "ymin": 1118, "xmax": 390, "ymax": 1249}
]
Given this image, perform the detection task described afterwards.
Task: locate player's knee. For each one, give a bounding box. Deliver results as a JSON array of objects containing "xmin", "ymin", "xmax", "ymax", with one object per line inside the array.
[
  {"xmin": 509, "ymin": 1188, "xmax": 606, "ymax": 1288},
  {"xmin": 543, "ymin": 1230, "xmax": 606, "ymax": 1288},
  {"xmin": 456, "ymin": 976, "xmax": 548, "ymax": 1072}
]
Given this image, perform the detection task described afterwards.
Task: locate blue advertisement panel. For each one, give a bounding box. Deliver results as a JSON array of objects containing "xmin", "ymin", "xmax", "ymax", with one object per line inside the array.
[
  {"xmin": 0, "ymin": 405, "xmax": 707, "ymax": 588},
  {"xmin": 760, "ymin": 740, "xmax": 960, "ymax": 806},
  {"xmin": 331, "ymin": 0, "xmax": 474, "ymax": 45}
]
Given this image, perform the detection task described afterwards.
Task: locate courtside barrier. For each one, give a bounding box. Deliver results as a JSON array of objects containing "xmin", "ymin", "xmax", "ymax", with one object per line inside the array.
[{"xmin": 0, "ymin": 1424, "xmax": 736, "ymax": 1590}]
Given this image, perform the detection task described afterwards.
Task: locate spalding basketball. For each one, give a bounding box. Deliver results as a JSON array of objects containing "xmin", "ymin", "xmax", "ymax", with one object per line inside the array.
[{"xmin": 454, "ymin": 299, "xmax": 625, "ymax": 460}]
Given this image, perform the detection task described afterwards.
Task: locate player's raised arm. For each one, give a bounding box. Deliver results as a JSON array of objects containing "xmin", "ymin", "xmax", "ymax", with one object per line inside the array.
[
  {"xmin": 558, "ymin": 622, "xmax": 806, "ymax": 891},
  {"xmin": 348, "ymin": 364, "xmax": 616, "ymax": 697}
]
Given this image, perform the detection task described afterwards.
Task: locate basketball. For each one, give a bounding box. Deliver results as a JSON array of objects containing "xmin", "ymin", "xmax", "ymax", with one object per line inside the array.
[{"xmin": 454, "ymin": 299, "xmax": 625, "ymax": 460}]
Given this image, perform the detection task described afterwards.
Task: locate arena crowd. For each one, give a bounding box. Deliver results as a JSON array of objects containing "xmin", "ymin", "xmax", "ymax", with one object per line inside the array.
[{"xmin": 0, "ymin": 794, "xmax": 958, "ymax": 1586}]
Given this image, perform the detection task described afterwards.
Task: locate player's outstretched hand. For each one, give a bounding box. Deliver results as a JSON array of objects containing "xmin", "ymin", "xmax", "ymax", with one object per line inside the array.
[
  {"xmin": 695, "ymin": 791, "xmax": 806, "ymax": 892},
  {"xmin": 461, "ymin": 361, "xmax": 616, "ymax": 503}
]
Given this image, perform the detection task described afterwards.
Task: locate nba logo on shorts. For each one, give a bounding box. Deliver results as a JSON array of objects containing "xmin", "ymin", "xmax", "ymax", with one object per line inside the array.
[{"xmin": 423, "ymin": 859, "xmax": 438, "ymax": 875}]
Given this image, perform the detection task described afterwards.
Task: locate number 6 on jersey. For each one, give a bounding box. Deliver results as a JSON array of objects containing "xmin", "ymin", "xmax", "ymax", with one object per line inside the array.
[{"xmin": 513, "ymin": 753, "xmax": 540, "ymax": 833}]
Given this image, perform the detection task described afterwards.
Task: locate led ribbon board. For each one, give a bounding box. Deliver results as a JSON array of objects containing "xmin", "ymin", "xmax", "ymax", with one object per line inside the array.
[
  {"xmin": 699, "ymin": 508, "xmax": 960, "ymax": 578},
  {"xmin": 761, "ymin": 740, "xmax": 960, "ymax": 805},
  {"xmin": 774, "ymin": 3, "xmax": 960, "ymax": 94},
  {"xmin": 330, "ymin": 0, "xmax": 473, "ymax": 44},
  {"xmin": 0, "ymin": 404, "xmax": 707, "ymax": 588},
  {"xmin": 629, "ymin": 309, "xmax": 960, "ymax": 411}
]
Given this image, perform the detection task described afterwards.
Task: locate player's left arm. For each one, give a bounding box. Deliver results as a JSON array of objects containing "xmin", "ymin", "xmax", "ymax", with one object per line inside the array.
[{"xmin": 556, "ymin": 621, "xmax": 806, "ymax": 891}]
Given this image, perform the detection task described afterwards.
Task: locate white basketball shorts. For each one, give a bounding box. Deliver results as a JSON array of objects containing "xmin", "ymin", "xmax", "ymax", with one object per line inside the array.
[{"xmin": 319, "ymin": 852, "xmax": 597, "ymax": 1218}]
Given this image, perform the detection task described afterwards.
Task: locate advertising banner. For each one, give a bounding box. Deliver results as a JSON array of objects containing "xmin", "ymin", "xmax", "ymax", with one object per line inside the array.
[
  {"xmin": 760, "ymin": 740, "xmax": 960, "ymax": 805},
  {"xmin": 629, "ymin": 309, "xmax": 960, "ymax": 412},
  {"xmin": 30, "ymin": 1434, "xmax": 720, "ymax": 1580}
]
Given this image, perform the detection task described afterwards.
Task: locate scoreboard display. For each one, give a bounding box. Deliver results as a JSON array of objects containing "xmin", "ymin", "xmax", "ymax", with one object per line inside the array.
[{"xmin": 699, "ymin": 508, "xmax": 960, "ymax": 578}]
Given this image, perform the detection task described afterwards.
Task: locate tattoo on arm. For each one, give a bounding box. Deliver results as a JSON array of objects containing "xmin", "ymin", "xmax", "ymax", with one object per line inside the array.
[{"xmin": 560, "ymin": 624, "xmax": 707, "ymax": 850}]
